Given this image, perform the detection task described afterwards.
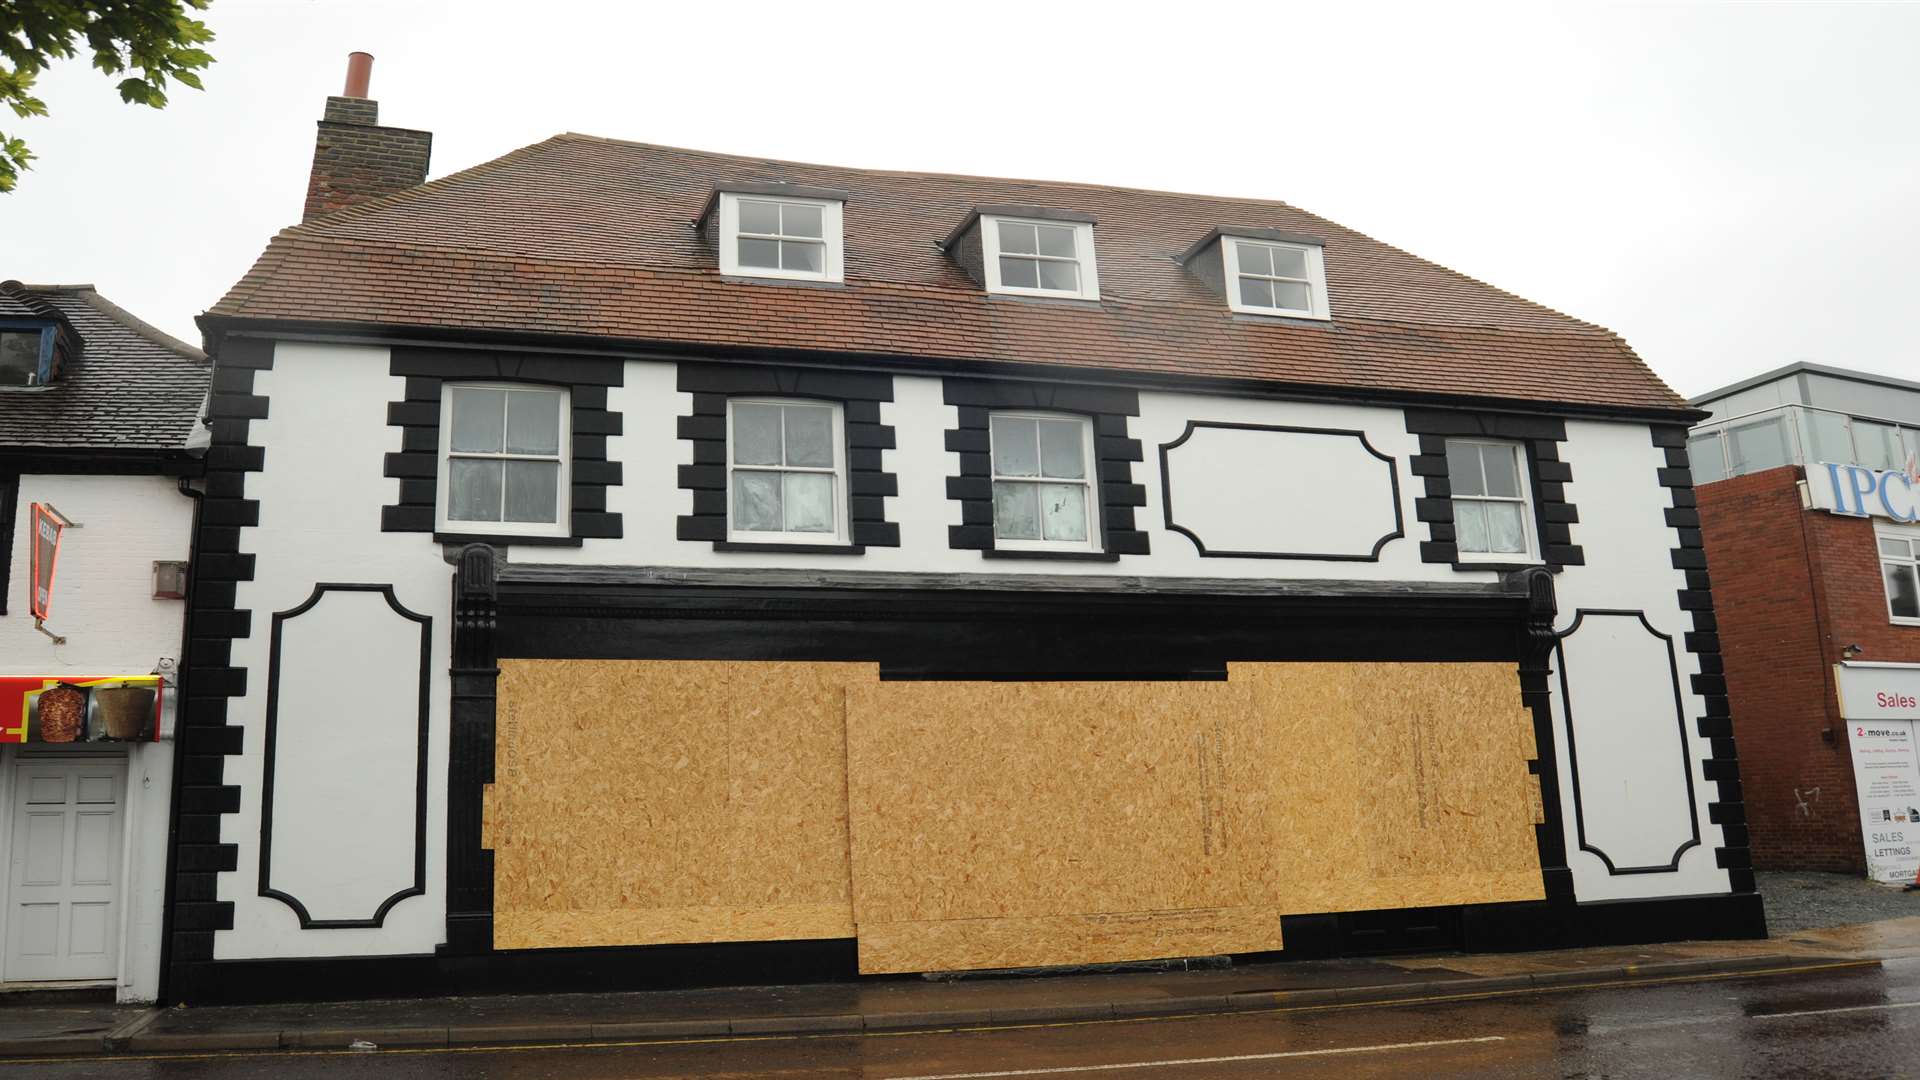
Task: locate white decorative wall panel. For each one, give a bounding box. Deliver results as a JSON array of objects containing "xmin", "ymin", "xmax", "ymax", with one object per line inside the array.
[{"xmin": 1158, "ymin": 422, "xmax": 1402, "ymax": 560}]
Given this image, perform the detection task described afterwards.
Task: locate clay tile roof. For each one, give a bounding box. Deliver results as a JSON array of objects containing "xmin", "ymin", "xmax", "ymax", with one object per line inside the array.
[
  {"xmin": 207, "ymin": 135, "xmax": 1689, "ymax": 414},
  {"xmin": 1, "ymin": 283, "xmax": 209, "ymax": 452}
]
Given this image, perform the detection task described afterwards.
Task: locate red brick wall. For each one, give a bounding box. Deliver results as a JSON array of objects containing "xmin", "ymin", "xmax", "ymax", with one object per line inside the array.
[{"xmin": 1699, "ymin": 465, "xmax": 1920, "ymax": 872}]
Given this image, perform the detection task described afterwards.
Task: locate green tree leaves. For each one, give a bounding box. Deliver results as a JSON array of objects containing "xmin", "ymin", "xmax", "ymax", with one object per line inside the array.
[{"xmin": 0, "ymin": 0, "xmax": 216, "ymax": 192}]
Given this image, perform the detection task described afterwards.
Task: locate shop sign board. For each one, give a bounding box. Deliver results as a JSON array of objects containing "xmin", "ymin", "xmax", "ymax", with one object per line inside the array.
[
  {"xmin": 1837, "ymin": 662, "xmax": 1920, "ymax": 722},
  {"xmin": 28, "ymin": 502, "xmax": 65, "ymax": 619},
  {"xmin": 1809, "ymin": 460, "xmax": 1920, "ymax": 523},
  {"xmin": 1840, "ymin": 665, "xmax": 1920, "ymax": 882},
  {"xmin": 0, "ymin": 675, "xmax": 168, "ymax": 744}
]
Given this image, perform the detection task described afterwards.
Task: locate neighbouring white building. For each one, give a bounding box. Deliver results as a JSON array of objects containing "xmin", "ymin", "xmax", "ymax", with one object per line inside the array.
[{"xmin": 0, "ymin": 281, "xmax": 208, "ymax": 1002}]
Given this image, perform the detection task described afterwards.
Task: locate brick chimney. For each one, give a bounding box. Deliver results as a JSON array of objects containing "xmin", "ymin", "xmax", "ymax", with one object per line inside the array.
[{"xmin": 302, "ymin": 52, "xmax": 432, "ymax": 222}]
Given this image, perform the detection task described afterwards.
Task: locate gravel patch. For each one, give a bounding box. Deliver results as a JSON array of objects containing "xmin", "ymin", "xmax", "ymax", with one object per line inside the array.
[{"xmin": 1759, "ymin": 871, "xmax": 1920, "ymax": 936}]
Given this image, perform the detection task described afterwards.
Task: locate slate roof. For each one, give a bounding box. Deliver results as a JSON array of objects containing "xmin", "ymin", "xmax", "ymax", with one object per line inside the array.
[
  {"xmin": 0, "ymin": 283, "xmax": 209, "ymax": 453},
  {"xmin": 208, "ymin": 135, "xmax": 1689, "ymax": 415}
]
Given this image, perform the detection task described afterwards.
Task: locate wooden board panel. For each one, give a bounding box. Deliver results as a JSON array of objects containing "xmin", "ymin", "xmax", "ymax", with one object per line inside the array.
[{"xmin": 488, "ymin": 659, "xmax": 874, "ymax": 950}]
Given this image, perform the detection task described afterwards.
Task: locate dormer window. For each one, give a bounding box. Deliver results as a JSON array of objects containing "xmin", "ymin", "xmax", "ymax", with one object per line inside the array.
[
  {"xmin": 708, "ymin": 187, "xmax": 845, "ymax": 283},
  {"xmin": 1224, "ymin": 237, "xmax": 1329, "ymax": 319},
  {"xmin": 983, "ymin": 215, "xmax": 1099, "ymax": 300},
  {"xmin": 0, "ymin": 324, "xmax": 53, "ymax": 387}
]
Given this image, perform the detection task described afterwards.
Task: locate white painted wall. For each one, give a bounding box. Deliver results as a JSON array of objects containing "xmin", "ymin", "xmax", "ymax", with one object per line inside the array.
[
  {"xmin": 213, "ymin": 341, "xmax": 1733, "ymax": 963},
  {"xmin": 217, "ymin": 342, "xmax": 450, "ymax": 959},
  {"xmin": 0, "ymin": 474, "xmax": 191, "ymax": 1003}
]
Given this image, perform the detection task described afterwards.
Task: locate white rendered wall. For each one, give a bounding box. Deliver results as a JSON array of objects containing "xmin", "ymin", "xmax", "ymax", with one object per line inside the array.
[
  {"xmin": 216, "ymin": 342, "xmax": 451, "ymax": 959},
  {"xmin": 1549, "ymin": 419, "xmax": 1730, "ymax": 901},
  {"xmin": 0, "ymin": 474, "xmax": 190, "ymax": 1002}
]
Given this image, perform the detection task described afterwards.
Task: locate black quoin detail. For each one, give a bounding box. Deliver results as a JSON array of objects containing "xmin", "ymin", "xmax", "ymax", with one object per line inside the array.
[
  {"xmin": 0, "ymin": 471, "xmax": 17, "ymax": 615},
  {"xmin": 1553, "ymin": 608, "xmax": 1702, "ymax": 875},
  {"xmin": 258, "ymin": 584, "xmax": 431, "ymax": 929},
  {"xmin": 1403, "ymin": 409, "xmax": 1583, "ymax": 570},
  {"xmin": 443, "ymin": 543, "xmax": 500, "ymax": 955},
  {"xmin": 673, "ymin": 362, "xmax": 898, "ymax": 550},
  {"xmin": 942, "ymin": 378, "xmax": 1147, "ymax": 558},
  {"xmin": 1651, "ymin": 423, "xmax": 1754, "ymax": 892},
  {"xmin": 166, "ymin": 335, "xmax": 272, "ymax": 1001},
  {"xmin": 1513, "ymin": 566, "xmax": 1574, "ymax": 901},
  {"xmin": 1158, "ymin": 421, "xmax": 1403, "ymax": 560},
  {"xmin": 381, "ymin": 346, "xmax": 624, "ymax": 544}
]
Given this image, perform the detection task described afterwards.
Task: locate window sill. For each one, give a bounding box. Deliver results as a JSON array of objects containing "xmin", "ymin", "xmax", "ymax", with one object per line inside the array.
[
  {"xmin": 716, "ymin": 274, "xmax": 847, "ymax": 290},
  {"xmin": 715, "ymin": 541, "xmax": 866, "ymax": 555},
  {"xmin": 982, "ymin": 549, "xmax": 1120, "ymax": 563},
  {"xmin": 434, "ymin": 531, "xmax": 582, "ymax": 547},
  {"xmin": 1451, "ymin": 559, "xmax": 1551, "ymax": 574}
]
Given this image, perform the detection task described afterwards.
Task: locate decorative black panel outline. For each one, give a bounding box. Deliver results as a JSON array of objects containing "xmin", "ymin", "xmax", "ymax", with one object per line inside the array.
[
  {"xmin": 1553, "ymin": 607, "xmax": 1702, "ymax": 875},
  {"xmin": 1158, "ymin": 421, "xmax": 1403, "ymax": 561},
  {"xmin": 258, "ymin": 583, "xmax": 431, "ymax": 929}
]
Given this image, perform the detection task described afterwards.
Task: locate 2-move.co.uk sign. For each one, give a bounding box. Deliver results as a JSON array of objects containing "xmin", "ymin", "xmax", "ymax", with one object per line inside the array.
[{"xmin": 1808, "ymin": 461, "xmax": 1919, "ymax": 523}]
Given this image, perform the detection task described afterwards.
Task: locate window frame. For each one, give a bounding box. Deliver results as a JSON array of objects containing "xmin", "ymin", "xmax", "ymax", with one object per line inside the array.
[
  {"xmin": 434, "ymin": 383, "xmax": 572, "ymax": 539},
  {"xmin": 1445, "ymin": 438, "xmax": 1538, "ymax": 564},
  {"xmin": 717, "ymin": 192, "xmax": 844, "ymax": 283},
  {"xmin": 1222, "ymin": 236, "xmax": 1331, "ymax": 320},
  {"xmin": 987, "ymin": 410, "xmax": 1101, "ymax": 552},
  {"xmin": 980, "ymin": 216, "xmax": 1101, "ymax": 301},
  {"xmin": 1879, "ymin": 525, "xmax": 1920, "ymax": 626},
  {"xmin": 725, "ymin": 397, "xmax": 850, "ymax": 545}
]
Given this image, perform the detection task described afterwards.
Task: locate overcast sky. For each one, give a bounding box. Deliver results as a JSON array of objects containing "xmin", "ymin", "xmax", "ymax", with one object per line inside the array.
[{"xmin": 6, "ymin": 0, "xmax": 1915, "ymax": 397}]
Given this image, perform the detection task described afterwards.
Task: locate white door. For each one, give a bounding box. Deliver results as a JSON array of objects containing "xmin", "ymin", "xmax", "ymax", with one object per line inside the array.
[{"xmin": 6, "ymin": 758, "xmax": 126, "ymax": 982}]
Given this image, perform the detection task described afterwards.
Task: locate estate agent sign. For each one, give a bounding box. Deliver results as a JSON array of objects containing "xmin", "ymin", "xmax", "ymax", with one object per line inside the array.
[{"xmin": 1840, "ymin": 663, "xmax": 1920, "ymax": 882}]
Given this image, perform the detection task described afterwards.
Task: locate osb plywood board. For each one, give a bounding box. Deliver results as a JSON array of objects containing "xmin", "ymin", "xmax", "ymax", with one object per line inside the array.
[
  {"xmin": 488, "ymin": 659, "xmax": 876, "ymax": 950},
  {"xmin": 846, "ymin": 663, "xmax": 1542, "ymax": 974}
]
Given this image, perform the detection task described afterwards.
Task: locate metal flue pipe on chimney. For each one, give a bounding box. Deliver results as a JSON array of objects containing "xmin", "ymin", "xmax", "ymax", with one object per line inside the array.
[{"xmin": 343, "ymin": 51, "xmax": 374, "ymax": 98}]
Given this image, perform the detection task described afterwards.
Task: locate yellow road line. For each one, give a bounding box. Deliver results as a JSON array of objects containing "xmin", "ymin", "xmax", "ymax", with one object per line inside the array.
[{"xmin": 0, "ymin": 958, "xmax": 1882, "ymax": 1068}]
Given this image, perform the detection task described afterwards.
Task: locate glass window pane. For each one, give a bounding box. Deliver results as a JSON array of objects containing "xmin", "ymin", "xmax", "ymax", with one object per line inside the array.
[
  {"xmin": 505, "ymin": 391, "xmax": 561, "ymax": 455},
  {"xmin": 1272, "ymin": 281, "xmax": 1312, "ymax": 311},
  {"xmin": 998, "ymin": 221, "xmax": 1037, "ymax": 255},
  {"xmin": 783, "ymin": 472, "xmax": 834, "ymax": 533},
  {"xmin": 449, "ymin": 388, "xmax": 506, "ymax": 453},
  {"xmin": 991, "ymin": 416, "xmax": 1040, "ymax": 477},
  {"xmin": 1036, "ymin": 259, "xmax": 1079, "ymax": 292},
  {"xmin": 1728, "ymin": 417, "xmax": 1791, "ymax": 475},
  {"xmin": 1887, "ymin": 564, "xmax": 1920, "ymax": 619},
  {"xmin": 738, "ymin": 199, "xmax": 779, "ymax": 234},
  {"xmin": 1687, "ymin": 435, "xmax": 1727, "ymax": 484},
  {"xmin": 447, "ymin": 458, "xmax": 503, "ymax": 522},
  {"xmin": 993, "ymin": 481, "xmax": 1041, "ymax": 540},
  {"xmin": 1270, "ymin": 246, "xmax": 1309, "ymax": 278},
  {"xmin": 1481, "ymin": 444, "xmax": 1521, "ymax": 497},
  {"xmin": 780, "ymin": 202, "xmax": 823, "ymax": 238},
  {"xmin": 732, "ymin": 403, "xmax": 783, "ymax": 465},
  {"xmin": 0, "ymin": 331, "xmax": 38, "ymax": 385},
  {"xmin": 1455, "ymin": 500, "xmax": 1489, "ymax": 553},
  {"xmin": 783, "ymin": 405, "xmax": 835, "ymax": 467},
  {"xmin": 1486, "ymin": 501, "xmax": 1528, "ymax": 554},
  {"xmin": 1804, "ymin": 411, "xmax": 1853, "ymax": 466},
  {"xmin": 1856, "ymin": 421, "xmax": 1898, "ymax": 471},
  {"xmin": 1235, "ymin": 242, "xmax": 1272, "ymax": 276},
  {"xmin": 780, "ymin": 240, "xmax": 824, "ymax": 274},
  {"xmin": 503, "ymin": 460, "xmax": 559, "ymax": 523},
  {"xmin": 738, "ymin": 237, "xmax": 781, "ymax": 269},
  {"xmin": 1238, "ymin": 278, "xmax": 1274, "ymax": 308},
  {"xmin": 1446, "ymin": 442, "xmax": 1486, "ymax": 497},
  {"xmin": 1039, "ymin": 483, "xmax": 1088, "ymax": 542},
  {"xmin": 732, "ymin": 470, "xmax": 782, "ymax": 532},
  {"xmin": 1880, "ymin": 538, "xmax": 1910, "ymax": 557},
  {"xmin": 1035, "ymin": 225, "xmax": 1077, "ymax": 258},
  {"xmin": 999, "ymin": 256, "xmax": 1039, "ymax": 289},
  {"xmin": 1038, "ymin": 419, "xmax": 1086, "ymax": 479}
]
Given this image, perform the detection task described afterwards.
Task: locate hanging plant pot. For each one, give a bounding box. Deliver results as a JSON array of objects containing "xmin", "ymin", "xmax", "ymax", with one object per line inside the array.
[
  {"xmin": 94, "ymin": 685, "xmax": 155, "ymax": 740},
  {"xmin": 37, "ymin": 684, "xmax": 87, "ymax": 743}
]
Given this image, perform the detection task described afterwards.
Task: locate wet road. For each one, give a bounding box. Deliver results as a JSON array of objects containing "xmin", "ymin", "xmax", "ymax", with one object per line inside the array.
[{"xmin": 12, "ymin": 960, "xmax": 1920, "ymax": 1078}]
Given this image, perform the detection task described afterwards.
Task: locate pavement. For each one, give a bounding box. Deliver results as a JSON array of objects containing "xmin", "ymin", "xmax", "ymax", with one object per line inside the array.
[{"xmin": 1, "ymin": 914, "xmax": 1913, "ymax": 1062}]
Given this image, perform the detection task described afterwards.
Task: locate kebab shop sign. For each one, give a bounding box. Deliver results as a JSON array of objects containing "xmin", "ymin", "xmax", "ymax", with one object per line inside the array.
[{"xmin": 1839, "ymin": 664, "xmax": 1920, "ymax": 882}]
